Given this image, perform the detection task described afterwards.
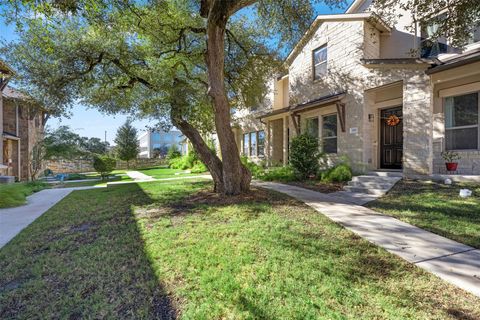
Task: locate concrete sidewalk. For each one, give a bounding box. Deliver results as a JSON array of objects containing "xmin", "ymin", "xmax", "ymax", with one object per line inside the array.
[
  {"xmin": 0, "ymin": 186, "xmax": 98, "ymax": 248},
  {"xmin": 254, "ymin": 181, "xmax": 480, "ymax": 297},
  {"xmin": 125, "ymin": 170, "xmax": 155, "ymax": 181}
]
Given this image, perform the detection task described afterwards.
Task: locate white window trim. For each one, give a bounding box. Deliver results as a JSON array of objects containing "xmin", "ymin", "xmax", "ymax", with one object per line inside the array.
[{"xmin": 443, "ymin": 91, "xmax": 480, "ymax": 151}]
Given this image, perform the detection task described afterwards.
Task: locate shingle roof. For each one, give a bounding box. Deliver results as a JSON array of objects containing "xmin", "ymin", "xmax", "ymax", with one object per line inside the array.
[
  {"xmin": 2, "ymin": 86, "xmax": 30, "ymax": 100},
  {"xmin": 426, "ymin": 49, "xmax": 480, "ymax": 75}
]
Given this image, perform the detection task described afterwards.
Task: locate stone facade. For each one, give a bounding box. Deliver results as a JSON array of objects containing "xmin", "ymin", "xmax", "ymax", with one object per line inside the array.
[
  {"xmin": 1, "ymin": 88, "xmax": 44, "ymax": 181},
  {"xmin": 44, "ymin": 158, "xmax": 168, "ymax": 174},
  {"xmin": 234, "ymin": 0, "xmax": 480, "ymax": 178}
]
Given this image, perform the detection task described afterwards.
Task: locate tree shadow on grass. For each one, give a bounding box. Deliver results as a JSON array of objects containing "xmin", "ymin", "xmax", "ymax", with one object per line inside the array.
[{"xmin": 0, "ymin": 183, "xmax": 177, "ymax": 319}]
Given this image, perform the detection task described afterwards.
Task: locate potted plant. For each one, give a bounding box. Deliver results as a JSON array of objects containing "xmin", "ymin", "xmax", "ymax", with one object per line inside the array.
[{"xmin": 441, "ymin": 151, "xmax": 461, "ymax": 172}]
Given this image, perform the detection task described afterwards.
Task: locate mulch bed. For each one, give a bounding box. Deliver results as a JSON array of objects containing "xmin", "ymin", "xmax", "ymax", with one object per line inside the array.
[{"xmin": 286, "ymin": 181, "xmax": 346, "ymax": 193}]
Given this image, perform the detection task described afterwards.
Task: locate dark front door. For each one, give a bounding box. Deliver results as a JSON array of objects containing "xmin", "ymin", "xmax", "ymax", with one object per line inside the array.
[{"xmin": 380, "ymin": 106, "xmax": 403, "ymax": 169}]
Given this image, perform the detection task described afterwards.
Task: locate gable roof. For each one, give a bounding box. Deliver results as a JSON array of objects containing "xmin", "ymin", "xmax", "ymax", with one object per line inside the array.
[
  {"xmin": 285, "ymin": 12, "xmax": 391, "ymax": 65},
  {"xmin": 2, "ymin": 86, "xmax": 30, "ymax": 100}
]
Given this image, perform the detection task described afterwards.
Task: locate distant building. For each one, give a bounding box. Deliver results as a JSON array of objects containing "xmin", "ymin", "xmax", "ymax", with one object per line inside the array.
[
  {"xmin": 138, "ymin": 130, "xmax": 184, "ymax": 158},
  {"xmin": 1, "ymin": 84, "xmax": 45, "ymax": 181}
]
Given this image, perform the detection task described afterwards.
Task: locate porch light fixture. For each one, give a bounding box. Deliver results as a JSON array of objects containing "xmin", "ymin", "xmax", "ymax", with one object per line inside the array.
[{"xmin": 368, "ymin": 114, "xmax": 374, "ymax": 122}]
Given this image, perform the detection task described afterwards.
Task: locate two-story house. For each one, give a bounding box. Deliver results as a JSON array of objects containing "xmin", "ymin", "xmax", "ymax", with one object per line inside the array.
[
  {"xmin": 1, "ymin": 86, "xmax": 45, "ymax": 181},
  {"xmin": 138, "ymin": 130, "xmax": 185, "ymax": 158},
  {"xmin": 235, "ymin": 0, "xmax": 480, "ymax": 178}
]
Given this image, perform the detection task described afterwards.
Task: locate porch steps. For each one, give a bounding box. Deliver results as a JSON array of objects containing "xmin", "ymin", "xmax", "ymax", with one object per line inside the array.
[{"xmin": 343, "ymin": 171, "xmax": 402, "ymax": 198}]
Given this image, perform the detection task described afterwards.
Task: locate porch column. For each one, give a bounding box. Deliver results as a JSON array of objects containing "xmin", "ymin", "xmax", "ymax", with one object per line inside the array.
[
  {"xmin": 265, "ymin": 120, "xmax": 271, "ymax": 166},
  {"xmin": 402, "ymin": 72, "xmax": 433, "ymax": 177},
  {"xmin": 0, "ymin": 97, "xmax": 3, "ymax": 167},
  {"xmin": 283, "ymin": 116, "xmax": 288, "ymax": 166}
]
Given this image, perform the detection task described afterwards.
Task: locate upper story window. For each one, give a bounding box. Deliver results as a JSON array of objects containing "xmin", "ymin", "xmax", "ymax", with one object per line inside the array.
[
  {"xmin": 313, "ymin": 45, "xmax": 327, "ymax": 80},
  {"xmin": 445, "ymin": 92, "xmax": 479, "ymax": 150},
  {"xmin": 467, "ymin": 25, "xmax": 480, "ymax": 45},
  {"xmin": 322, "ymin": 114, "xmax": 338, "ymax": 154},
  {"xmin": 420, "ymin": 21, "xmax": 448, "ymax": 58}
]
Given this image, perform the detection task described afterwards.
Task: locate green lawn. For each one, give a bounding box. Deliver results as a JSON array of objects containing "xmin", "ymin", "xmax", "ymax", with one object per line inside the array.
[
  {"xmin": 0, "ymin": 181, "xmax": 47, "ymax": 208},
  {"xmin": 1, "ymin": 180, "xmax": 479, "ymax": 319},
  {"xmin": 51, "ymin": 174, "xmax": 132, "ymax": 188},
  {"xmin": 367, "ymin": 180, "xmax": 480, "ymax": 248},
  {"xmin": 138, "ymin": 167, "xmax": 205, "ymax": 179}
]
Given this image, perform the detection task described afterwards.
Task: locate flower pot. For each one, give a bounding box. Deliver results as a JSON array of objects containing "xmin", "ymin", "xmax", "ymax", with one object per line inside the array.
[{"xmin": 445, "ymin": 162, "xmax": 458, "ymax": 172}]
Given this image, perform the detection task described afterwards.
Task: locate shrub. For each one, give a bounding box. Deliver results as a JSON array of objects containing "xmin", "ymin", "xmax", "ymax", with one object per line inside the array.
[
  {"xmin": 261, "ymin": 166, "xmax": 297, "ymax": 182},
  {"xmin": 166, "ymin": 145, "xmax": 182, "ymax": 161},
  {"xmin": 289, "ymin": 134, "xmax": 322, "ymax": 179},
  {"xmin": 169, "ymin": 149, "xmax": 208, "ymax": 173},
  {"xmin": 93, "ymin": 156, "xmax": 117, "ymax": 180},
  {"xmin": 191, "ymin": 162, "xmax": 207, "ymax": 173},
  {"xmin": 321, "ymin": 163, "xmax": 352, "ymax": 182},
  {"xmin": 241, "ymin": 156, "xmax": 265, "ymax": 179}
]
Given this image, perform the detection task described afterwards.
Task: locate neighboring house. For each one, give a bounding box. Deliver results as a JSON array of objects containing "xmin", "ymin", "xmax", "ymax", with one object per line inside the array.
[
  {"xmin": 138, "ymin": 130, "xmax": 184, "ymax": 158},
  {"xmin": 234, "ymin": 0, "xmax": 480, "ymax": 177},
  {"xmin": 1, "ymin": 85, "xmax": 45, "ymax": 181}
]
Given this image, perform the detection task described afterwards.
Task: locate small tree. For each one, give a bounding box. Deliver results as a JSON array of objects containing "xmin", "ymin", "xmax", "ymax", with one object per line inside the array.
[
  {"xmin": 289, "ymin": 134, "xmax": 322, "ymax": 180},
  {"xmin": 166, "ymin": 145, "xmax": 181, "ymax": 161},
  {"xmin": 114, "ymin": 120, "xmax": 139, "ymax": 168},
  {"xmin": 29, "ymin": 139, "xmax": 46, "ymax": 181},
  {"xmin": 93, "ymin": 155, "xmax": 116, "ymax": 180}
]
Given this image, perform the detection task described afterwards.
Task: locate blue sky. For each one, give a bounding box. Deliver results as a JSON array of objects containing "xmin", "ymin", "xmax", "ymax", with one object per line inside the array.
[{"xmin": 0, "ymin": 2, "xmax": 351, "ymax": 144}]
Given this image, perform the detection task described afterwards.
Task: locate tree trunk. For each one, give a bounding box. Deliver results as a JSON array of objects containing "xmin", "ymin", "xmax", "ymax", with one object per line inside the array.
[
  {"xmin": 204, "ymin": 8, "xmax": 251, "ymax": 195},
  {"xmin": 171, "ymin": 113, "xmax": 225, "ymax": 193}
]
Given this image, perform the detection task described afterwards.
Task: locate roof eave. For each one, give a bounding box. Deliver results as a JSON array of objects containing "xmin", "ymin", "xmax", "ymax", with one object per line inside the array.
[{"xmin": 426, "ymin": 52, "xmax": 480, "ymax": 75}]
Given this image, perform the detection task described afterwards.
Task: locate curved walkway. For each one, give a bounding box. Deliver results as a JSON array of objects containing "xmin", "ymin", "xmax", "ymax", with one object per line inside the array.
[{"xmin": 254, "ymin": 181, "xmax": 480, "ymax": 297}]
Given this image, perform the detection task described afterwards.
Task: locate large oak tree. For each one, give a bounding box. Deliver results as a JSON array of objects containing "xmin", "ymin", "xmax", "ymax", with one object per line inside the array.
[{"xmin": 1, "ymin": 0, "xmax": 478, "ymax": 194}]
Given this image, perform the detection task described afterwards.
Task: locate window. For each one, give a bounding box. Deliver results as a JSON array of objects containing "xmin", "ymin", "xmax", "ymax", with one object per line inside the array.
[
  {"xmin": 420, "ymin": 19, "xmax": 448, "ymax": 58},
  {"xmin": 322, "ymin": 114, "xmax": 338, "ymax": 154},
  {"xmin": 243, "ymin": 133, "xmax": 250, "ymax": 156},
  {"xmin": 467, "ymin": 24, "xmax": 480, "ymax": 44},
  {"xmin": 445, "ymin": 92, "xmax": 479, "ymax": 150},
  {"xmin": 305, "ymin": 117, "xmax": 319, "ymax": 138},
  {"xmin": 257, "ymin": 130, "xmax": 265, "ymax": 157},
  {"xmin": 250, "ymin": 132, "xmax": 257, "ymax": 157},
  {"xmin": 313, "ymin": 45, "xmax": 327, "ymax": 80}
]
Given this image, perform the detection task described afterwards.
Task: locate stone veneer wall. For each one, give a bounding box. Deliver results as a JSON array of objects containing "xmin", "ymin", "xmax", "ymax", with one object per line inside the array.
[
  {"xmin": 433, "ymin": 149, "xmax": 480, "ymax": 175},
  {"xmin": 44, "ymin": 158, "xmax": 168, "ymax": 174},
  {"xmin": 402, "ymin": 74, "xmax": 433, "ymax": 176}
]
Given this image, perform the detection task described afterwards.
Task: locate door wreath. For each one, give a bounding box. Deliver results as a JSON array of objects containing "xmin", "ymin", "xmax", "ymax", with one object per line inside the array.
[{"xmin": 386, "ymin": 114, "xmax": 400, "ymax": 126}]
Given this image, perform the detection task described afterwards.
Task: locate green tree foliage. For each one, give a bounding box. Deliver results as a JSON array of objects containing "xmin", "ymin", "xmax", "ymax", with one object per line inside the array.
[
  {"xmin": 289, "ymin": 133, "xmax": 322, "ymax": 180},
  {"xmin": 93, "ymin": 155, "xmax": 116, "ymax": 180},
  {"xmin": 321, "ymin": 163, "xmax": 352, "ymax": 182},
  {"xmin": 166, "ymin": 145, "xmax": 182, "ymax": 161},
  {"xmin": 43, "ymin": 126, "xmax": 109, "ymax": 159},
  {"xmin": 4, "ymin": 0, "xmax": 474, "ymax": 193},
  {"xmin": 114, "ymin": 120, "xmax": 139, "ymax": 166},
  {"xmin": 43, "ymin": 126, "xmax": 86, "ymax": 159},
  {"xmin": 80, "ymin": 137, "xmax": 109, "ymax": 155},
  {"xmin": 372, "ymin": 0, "xmax": 480, "ymax": 47}
]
